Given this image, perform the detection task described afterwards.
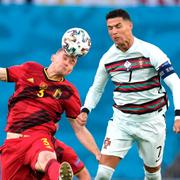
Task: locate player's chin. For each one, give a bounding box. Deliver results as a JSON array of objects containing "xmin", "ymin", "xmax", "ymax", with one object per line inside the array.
[
  {"xmin": 58, "ymin": 68, "xmax": 70, "ymax": 76},
  {"xmin": 62, "ymin": 70, "xmax": 72, "ymax": 76}
]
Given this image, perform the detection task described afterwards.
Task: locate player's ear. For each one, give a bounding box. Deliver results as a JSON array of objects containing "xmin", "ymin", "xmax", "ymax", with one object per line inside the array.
[
  {"xmin": 51, "ymin": 55, "xmax": 55, "ymax": 62},
  {"xmin": 129, "ymin": 21, "xmax": 133, "ymax": 29}
]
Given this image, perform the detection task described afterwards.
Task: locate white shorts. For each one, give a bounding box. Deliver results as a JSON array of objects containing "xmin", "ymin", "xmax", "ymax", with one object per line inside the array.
[{"xmin": 101, "ymin": 108, "xmax": 166, "ymax": 167}]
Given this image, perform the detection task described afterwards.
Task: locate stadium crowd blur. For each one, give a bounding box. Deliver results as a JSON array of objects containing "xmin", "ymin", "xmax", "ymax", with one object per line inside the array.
[{"xmin": 0, "ymin": 0, "xmax": 179, "ymax": 5}]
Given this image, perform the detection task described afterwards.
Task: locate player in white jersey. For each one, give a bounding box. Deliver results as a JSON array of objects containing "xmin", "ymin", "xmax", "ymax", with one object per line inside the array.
[{"xmin": 76, "ymin": 9, "xmax": 180, "ymax": 180}]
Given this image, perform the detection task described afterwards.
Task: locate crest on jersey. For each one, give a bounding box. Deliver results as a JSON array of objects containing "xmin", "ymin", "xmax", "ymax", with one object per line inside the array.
[
  {"xmin": 138, "ymin": 58, "xmax": 144, "ymax": 68},
  {"xmin": 124, "ymin": 60, "xmax": 132, "ymax": 71},
  {"xmin": 53, "ymin": 88, "xmax": 62, "ymax": 99}
]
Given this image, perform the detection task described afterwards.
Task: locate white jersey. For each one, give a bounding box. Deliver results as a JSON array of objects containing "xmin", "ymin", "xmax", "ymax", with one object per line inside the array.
[{"xmin": 84, "ymin": 37, "xmax": 173, "ymax": 120}]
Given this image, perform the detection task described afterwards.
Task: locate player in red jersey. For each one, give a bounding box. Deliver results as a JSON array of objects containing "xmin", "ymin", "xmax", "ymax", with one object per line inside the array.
[{"xmin": 0, "ymin": 48, "xmax": 100, "ymax": 180}]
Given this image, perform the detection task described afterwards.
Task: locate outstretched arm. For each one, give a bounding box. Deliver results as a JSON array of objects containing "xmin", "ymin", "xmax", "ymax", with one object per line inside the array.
[
  {"xmin": 0, "ymin": 68, "xmax": 7, "ymax": 81},
  {"xmin": 68, "ymin": 118, "xmax": 101, "ymax": 160},
  {"xmin": 163, "ymin": 73, "xmax": 180, "ymax": 133},
  {"xmin": 76, "ymin": 59, "xmax": 109, "ymax": 126},
  {"xmin": 156, "ymin": 60, "xmax": 180, "ymax": 133}
]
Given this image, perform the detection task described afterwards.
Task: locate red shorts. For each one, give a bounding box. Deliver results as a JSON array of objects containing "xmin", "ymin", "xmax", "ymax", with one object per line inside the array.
[
  {"xmin": 35, "ymin": 138, "xmax": 85, "ymax": 179},
  {"xmin": 1, "ymin": 132, "xmax": 55, "ymax": 180},
  {"xmin": 0, "ymin": 133, "xmax": 84, "ymax": 179}
]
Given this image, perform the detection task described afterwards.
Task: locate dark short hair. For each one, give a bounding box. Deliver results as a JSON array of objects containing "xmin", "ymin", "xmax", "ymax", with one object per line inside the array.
[{"xmin": 106, "ymin": 9, "xmax": 131, "ymax": 21}]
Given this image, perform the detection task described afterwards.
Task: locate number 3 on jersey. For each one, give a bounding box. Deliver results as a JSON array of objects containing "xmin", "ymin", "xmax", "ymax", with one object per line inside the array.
[{"xmin": 37, "ymin": 89, "xmax": 45, "ymax": 97}]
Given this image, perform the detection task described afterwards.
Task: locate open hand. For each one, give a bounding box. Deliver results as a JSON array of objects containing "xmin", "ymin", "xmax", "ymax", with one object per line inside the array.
[
  {"xmin": 173, "ymin": 119, "xmax": 180, "ymax": 133},
  {"xmin": 76, "ymin": 112, "xmax": 88, "ymax": 126}
]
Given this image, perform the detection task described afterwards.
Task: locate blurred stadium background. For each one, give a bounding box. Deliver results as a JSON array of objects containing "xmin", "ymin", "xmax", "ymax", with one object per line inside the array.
[{"xmin": 0, "ymin": 1, "xmax": 180, "ymax": 179}]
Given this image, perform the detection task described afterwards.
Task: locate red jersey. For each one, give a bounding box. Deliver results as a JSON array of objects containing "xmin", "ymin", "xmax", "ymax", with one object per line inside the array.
[{"xmin": 5, "ymin": 61, "xmax": 81, "ymax": 135}]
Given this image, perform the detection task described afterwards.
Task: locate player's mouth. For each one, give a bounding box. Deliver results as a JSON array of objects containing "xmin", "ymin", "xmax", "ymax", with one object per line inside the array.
[{"xmin": 113, "ymin": 36, "xmax": 120, "ymax": 41}]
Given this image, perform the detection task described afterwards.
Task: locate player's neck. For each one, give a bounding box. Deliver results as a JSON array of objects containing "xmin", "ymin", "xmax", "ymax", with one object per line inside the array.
[
  {"xmin": 117, "ymin": 36, "xmax": 134, "ymax": 52},
  {"xmin": 44, "ymin": 68, "xmax": 64, "ymax": 82}
]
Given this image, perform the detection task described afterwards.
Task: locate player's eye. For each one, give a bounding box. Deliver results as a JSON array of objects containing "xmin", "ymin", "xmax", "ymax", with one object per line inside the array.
[
  {"xmin": 115, "ymin": 23, "xmax": 122, "ymax": 29},
  {"xmin": 62, "ymin": 55, "xmax": 68, "ymax": 62},
  {"xmin": 69, "ymin": 59, "xmax": 76, "ymax": 66},
  {"xmin": 107, "ymin": 26, "xmax": 113, "ymax": 31}
]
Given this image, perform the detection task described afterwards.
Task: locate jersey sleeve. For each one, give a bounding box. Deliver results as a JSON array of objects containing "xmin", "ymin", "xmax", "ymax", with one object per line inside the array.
[
  {"xmin": 64, "ymin": 86, "xmax": 81, "ymax": 119},
  {"xmin": 150, "ymin": 45, "xmax": 171, "ymax": 70},
  {"xmin": 6, "ymin": 63, "xmax": 28, "ymax": 82}
]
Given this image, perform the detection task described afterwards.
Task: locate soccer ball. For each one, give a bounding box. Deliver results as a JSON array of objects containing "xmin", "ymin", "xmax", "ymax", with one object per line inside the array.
[{"xmin": 61, "ymin": 27, "xmax": 91, "ymax": 57}]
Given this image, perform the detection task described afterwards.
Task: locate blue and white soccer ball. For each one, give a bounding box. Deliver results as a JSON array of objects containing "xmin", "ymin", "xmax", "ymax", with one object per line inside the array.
[{"xmin": 61, "ymin": 27, "xmax": 91, "ymax": 57}]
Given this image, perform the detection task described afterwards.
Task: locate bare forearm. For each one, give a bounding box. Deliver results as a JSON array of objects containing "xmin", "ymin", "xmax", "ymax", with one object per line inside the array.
[
  {"xmin": 75, "ymin": 126, "xmax": 100, "ymax": 158},
  {"xmin": 68, "ymin": 118, "xmax": 101, "ymax": 159},
  {"xmin": 0, "ymin": 68, "xmax": 7, "ymax": 81}
]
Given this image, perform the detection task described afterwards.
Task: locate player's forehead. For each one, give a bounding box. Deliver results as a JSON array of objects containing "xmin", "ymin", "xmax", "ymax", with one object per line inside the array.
[
  {"xmin": 107, "ymin": 17, "xmax": 128, "ymax": 26},
  {"xmin": 56, "ymin": 48, "xmax": 77, "ymax": 64},
  {"xmin": 65, "ymin": 53, "xmax": 77, "ymax": 63},
  {"xmin": 61, "ymin": 49, "xmax": 77, "ymax": 64}
]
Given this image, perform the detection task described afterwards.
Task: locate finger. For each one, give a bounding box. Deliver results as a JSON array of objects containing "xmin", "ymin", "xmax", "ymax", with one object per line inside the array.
[
  {"xmin": 176, "ymin": 128, "xmax": 180, "ymax": 133},
  {"xmin": 76, "ymin": 118, "xmax": 86, "ymax": 126},
  {"xmin": 174, "ymin": 127, "xmax": 180, "ymax": 133},
  {"xmin": 173, "ymin": 126, "xmax": 176, "ymax": 132}
]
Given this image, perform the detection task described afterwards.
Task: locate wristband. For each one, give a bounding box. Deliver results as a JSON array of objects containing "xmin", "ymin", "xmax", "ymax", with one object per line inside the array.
[
  {"xmin": 175, "ymin": 110, "xmax": 180, "ymax": 116},
  {"xmin": 81, "ymin": 107, "xmax": 90, "ymax": 114}
]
